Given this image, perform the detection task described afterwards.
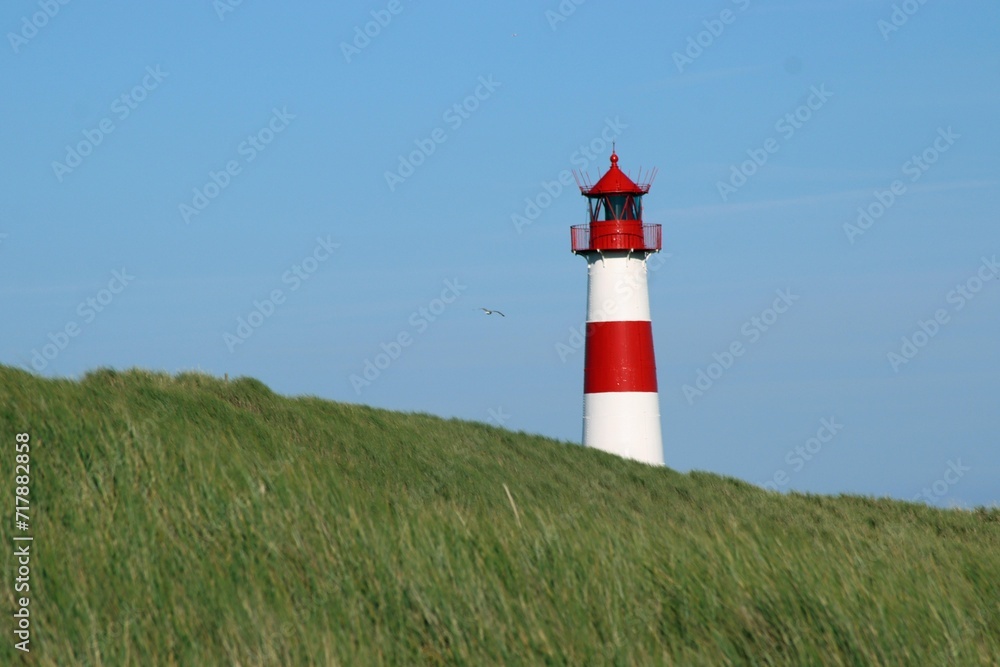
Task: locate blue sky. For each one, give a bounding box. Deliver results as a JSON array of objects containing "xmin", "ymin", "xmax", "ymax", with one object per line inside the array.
[{"xmin": 2, "ymin": 0, "xmax": 998, "ymax": 507}]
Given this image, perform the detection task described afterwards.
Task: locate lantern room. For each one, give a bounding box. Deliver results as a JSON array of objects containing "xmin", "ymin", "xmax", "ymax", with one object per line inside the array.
[{"xmin": 571, "ymin": 152, "xmax": 661, "ymax": 254}]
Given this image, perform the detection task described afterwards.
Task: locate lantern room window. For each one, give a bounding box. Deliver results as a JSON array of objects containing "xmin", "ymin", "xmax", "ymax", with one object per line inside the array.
[{"xmin": 588, "ymin": 194, "xmax": 642, "ymax": 221}]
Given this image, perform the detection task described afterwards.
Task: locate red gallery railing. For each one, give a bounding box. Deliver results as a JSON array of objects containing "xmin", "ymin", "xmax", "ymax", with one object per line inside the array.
[{"xmin": 571, "ymin": 222, "xmax": 661, "ymax": 253}]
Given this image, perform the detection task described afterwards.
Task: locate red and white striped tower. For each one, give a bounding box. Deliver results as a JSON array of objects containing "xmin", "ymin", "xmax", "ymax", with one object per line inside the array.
[{"xmin": 571, "ymin": 152, "xmax": 663, "ymax": 465}]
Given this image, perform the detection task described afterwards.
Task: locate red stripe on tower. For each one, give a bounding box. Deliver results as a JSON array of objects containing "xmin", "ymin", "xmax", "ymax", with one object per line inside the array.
[{"xmin": 583, "ymin": 321, "xmax": 658, "ymax": 393}]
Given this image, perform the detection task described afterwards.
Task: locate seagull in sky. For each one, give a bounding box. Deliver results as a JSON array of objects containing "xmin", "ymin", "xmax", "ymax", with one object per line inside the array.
[{"xmin": 479, "ymin": 308, "xmax": 505, "ymax": 317}]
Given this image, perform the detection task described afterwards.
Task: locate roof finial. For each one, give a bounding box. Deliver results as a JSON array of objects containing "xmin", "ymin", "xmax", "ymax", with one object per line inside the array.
[{"xmin": 610, "ymin": 143, "xmax": 618, "ymax": 167}]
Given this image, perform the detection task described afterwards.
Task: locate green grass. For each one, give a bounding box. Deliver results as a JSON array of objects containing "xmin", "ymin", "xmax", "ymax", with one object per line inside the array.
[{"xmin": 1, "ymin": 365, "xmax": 998, "ymax": 665}]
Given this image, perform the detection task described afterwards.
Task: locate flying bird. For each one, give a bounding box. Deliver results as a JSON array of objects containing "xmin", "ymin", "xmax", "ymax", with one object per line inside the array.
[{"xmin": 479, "ymin": 308, "xmax": 505, "ymax": 317}]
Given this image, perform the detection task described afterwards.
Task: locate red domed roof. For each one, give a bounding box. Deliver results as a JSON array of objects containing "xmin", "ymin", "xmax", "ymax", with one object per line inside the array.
[{"xmin": 581, "ymin": 152, "xmax": 650, "ymax": 196}]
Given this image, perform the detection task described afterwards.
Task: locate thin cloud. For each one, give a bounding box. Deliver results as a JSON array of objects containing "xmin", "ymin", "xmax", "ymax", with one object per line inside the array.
[
  {"xmin": 642, "ymin": 66, "xmax": 763, "ymax": 91},
  {"xmin": 655, "ymin": 179, "xmax": 999, "ymax": 220}
]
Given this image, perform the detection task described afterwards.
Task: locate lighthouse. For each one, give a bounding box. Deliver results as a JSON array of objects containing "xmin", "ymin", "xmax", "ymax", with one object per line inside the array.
[{"xmin": 571, "ymin": 152, "xmax": 663, "ymax": 465}]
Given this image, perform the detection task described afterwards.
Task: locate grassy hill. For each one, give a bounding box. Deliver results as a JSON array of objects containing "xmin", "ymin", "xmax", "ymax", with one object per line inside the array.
[{"xmin": 1, "ymin": 365, "xmax": 998, "ymax": 666}]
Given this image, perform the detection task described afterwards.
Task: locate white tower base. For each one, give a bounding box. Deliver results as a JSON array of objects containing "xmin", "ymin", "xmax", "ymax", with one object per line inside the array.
[{"xmin": 582, "ymin": 392, "xmax": 663, "ymax": 464}]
